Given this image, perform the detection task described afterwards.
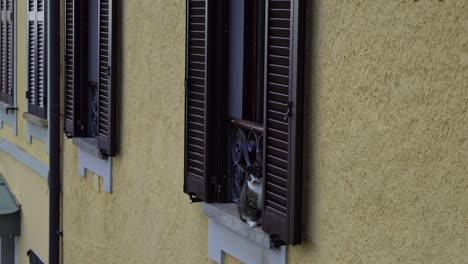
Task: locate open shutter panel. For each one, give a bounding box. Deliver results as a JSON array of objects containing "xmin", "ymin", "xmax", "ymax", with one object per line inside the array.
[
  {"xmin": 262, "ymin": 0, "xmax": 304, "ymax": 246},
  {"xmin": 27, "ymin": 0, "xmax": 46, "ymax": 118},
  {"xmin": 26, "ymin": 0, "xmax": 35, "ymax": 112},
  {"xmin": 0, "ymin": 0, "xmax": 6, "ymax": 103},
  {"xmin": 184, "ymin": 0, "xmax": 216, "ymax": 202},
  {"xmin": 37, "ymin": 0, "xmax": 46, "ymax": 117},
  {"xmin": 96, "ymin": 0, "xmax": 117, "ymax": 157},
  {"xmin": 64, "ymin": 0, "xmax": 86, "ymax": 137},
  {"xmin": 5, "ymin": 0, "xmax": 13, "ymax": 105}
]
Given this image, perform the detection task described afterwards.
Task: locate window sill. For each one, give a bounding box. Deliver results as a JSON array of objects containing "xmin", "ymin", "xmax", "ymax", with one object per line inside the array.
[
  {"xmin": 73, "ymin": 137, "xmax": 99, "ymax": 156},
  {"xmin": 203, "ymin": 203, "xmax": 271, "ymax": 249},
  {"xmin": 23, "ymin": 112, "xmax": 48, "ymax": 128},
  {"xmin": 73, "ymin": 137, "xmax": 112, "ymax": 193},
  {"xmin": 0, "ymin": 102, "xmax": 18, "ymax": 135},
  {"xmin": 0, "ymin": 102, "xmax": 12, "ymax": 113}
]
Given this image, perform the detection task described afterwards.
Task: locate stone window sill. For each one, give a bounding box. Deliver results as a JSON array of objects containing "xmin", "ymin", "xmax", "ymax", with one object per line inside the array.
[
  {"xmin": 0, "ymin": 102, "xmax": 13, "ymax": 113},
  {"xmin": 73, "ymin": 137, "xmax": 113, "ymax": 192},
  {"xmin": 74, "ymin": 137, "xmax": 99, "ymax": 157},
  {"xmin": 23, "ymin": 112, "xmax": 48, "ymax": 128},
  {"xmin": 203, "ymin": 203, "xmax": 271, "ymax": 249}
]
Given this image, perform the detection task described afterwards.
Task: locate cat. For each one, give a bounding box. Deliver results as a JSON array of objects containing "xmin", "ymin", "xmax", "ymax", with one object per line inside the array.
[{"xmin": 238, "ymin": 163, "xmax": 263, "ymax": 228}]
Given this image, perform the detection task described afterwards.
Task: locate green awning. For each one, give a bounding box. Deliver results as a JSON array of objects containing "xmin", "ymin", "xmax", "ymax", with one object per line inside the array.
[{"xmin": 0, "ymin": 175, "xmax": 20, "ymax": 236}]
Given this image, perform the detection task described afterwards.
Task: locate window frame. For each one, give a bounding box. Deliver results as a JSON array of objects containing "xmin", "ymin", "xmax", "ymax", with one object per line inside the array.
[
  {"xmin": 184, "ymin": 0, "xmax": 305, "ymax": 246},
  {"xmin": 64, "ymin": 0, "xmax": 118, "ymax": 158}
]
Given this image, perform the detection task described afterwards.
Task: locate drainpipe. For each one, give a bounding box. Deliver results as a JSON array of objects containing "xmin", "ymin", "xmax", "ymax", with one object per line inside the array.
[{"xmin": 48, "ymin": 0, "xmax": 61, "ymax": 263}]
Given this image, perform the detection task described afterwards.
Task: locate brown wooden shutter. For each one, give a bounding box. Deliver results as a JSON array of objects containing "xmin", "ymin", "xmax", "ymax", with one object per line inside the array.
[
  {"xmin": 64, "ymin": 0, "xmax": 86, "ymax": 137},
  {"xmin": 96, "ymin": 0, "xmax": 117, "ymax": 157},
  {"xmin": 184, "ymin": 0, "xmax": 218, "ymax": 202},
  {"xmin": 5, "ymin": 0, "xmax": 13, "ymax": 105},
  {"xmin": 27, "ymin": 0, "xmax": 47, "ymax": 118},
  {"xmin": 0, "ymin": 0, "xmax": 13, "ymax": 105},
  {"xmin": 0, "ymin": 0, "xmax": 6, "ymax": 104},
  {"xmin": 262, "ymin": 0, "xmax": 305, "ymax": 246}
]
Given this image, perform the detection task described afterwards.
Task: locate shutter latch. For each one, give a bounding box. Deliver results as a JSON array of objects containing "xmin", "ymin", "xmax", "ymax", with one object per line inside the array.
[
  {"xmin": 283, "ymin": 101, "xmax": 292, "ymax": 121},
  {"xmin": 184, "ymin": 79, "xmax": 189, "ymax": 97}
]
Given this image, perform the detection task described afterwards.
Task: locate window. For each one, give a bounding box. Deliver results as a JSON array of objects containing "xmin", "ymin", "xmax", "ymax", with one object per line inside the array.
[
  {"xmin": 184, "ymin": 0, "xmax": 305, "ymax": 246},
  {"xmin": 26, "ymin": 0, "xmax": 46, "ymax": 118},
  {"xmin": 64, "ymin": 0, "xmax": 117, "ymax": 157},
  {"xmin": 0, "ymin": 0, "xmax": 15, "ymax": 106}
]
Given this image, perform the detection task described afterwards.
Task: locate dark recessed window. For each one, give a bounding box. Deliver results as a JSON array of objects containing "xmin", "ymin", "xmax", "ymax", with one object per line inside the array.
[
  {"xmin": 184, "ymin": 0, "xmax": 305, "ymax": 246},
  {"xmin": 64, "ymin": 0, "xmax": 118, "ymax": 157}
]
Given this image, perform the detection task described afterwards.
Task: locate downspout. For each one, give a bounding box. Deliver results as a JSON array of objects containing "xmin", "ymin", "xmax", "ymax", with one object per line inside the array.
[{"xmin": 48, "ymin": 0, "xmax": 61, "ymax": 263}]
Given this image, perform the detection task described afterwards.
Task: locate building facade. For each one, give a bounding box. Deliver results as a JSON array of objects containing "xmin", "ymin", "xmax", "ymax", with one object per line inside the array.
[{"xmin": 0, "ymin": 0, "xmax": 466, "ymax": 263}]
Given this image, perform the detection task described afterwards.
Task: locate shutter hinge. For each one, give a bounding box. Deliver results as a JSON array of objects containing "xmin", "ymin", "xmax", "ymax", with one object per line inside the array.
[
  {"xmin": 184, "ymin": 79, "xmax": 189, "ymax": 97},
  {"xmin": 283, "ymin": 101, "xmax": 293, "ymax": 121},
  {"xmin": 106, "ymin": 66, "xmax": 111, "ymax": 77},
  {"xmin": 25, "ymin": 91, "xmax": 29, "ymax": 99},
  {"xmin": 217, "ymin": 184, "xmax": 222, "ymax": 193},
  {"xmin": 98, "ymin": 149, "xmax": 109, "ymax": 160},
  {"xmin": 188, "ymin": 193, "xmax": 202, "ymax": 204},
  {"xmin": 269, "ymin": 235, "xmax": 286, "ymax": 249}
]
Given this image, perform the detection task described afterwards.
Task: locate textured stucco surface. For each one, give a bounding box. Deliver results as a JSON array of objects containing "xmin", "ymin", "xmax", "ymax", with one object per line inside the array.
[
  {"xmin": 0, "ymin": 0, "xmax": 49, "ymax": 263},
  {"xmin": 62, "ymin": 0, "xmax": 468, "ymax": 264},
  {"xmin": 0, "ymin": 0, "xmax": 49, "ymax": 166},
  {"xmin": 289, "ymin": 1, "xmax": 468, "ymax": 263},
  {"xmin": 62, "ymin": 0, "xmax": 210, "ymax": 263},
  {"xmin": 0, "ymin": 152, "xmax": 49, "ymax": 264}
]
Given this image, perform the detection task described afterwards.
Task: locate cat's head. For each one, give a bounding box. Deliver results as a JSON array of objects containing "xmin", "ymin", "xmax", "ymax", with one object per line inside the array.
[{"xmin": 247, "ymin": 163, "xmax": 262, "ymax": 183}]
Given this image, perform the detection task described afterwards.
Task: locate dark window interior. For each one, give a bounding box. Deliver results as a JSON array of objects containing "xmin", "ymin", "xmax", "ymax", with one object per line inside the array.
[
  {"xmin": 85, "ymin": 0, "xmax": 99, "ymax": 138},
  {"xmin": 227, "ymin": 0, "xmax": 265, "ymax": 202}
]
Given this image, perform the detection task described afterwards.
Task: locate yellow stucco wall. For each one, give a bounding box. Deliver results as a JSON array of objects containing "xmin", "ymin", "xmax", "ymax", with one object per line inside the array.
[
  {"xmin": 0, "ymin": 152, "xmax": 49, "ymax": 264},
  {"xmin": 0, "ymin": 0, "xmax": 50, "ymax": 263},
  {"xmin": 0, "ymin": 0, "xmax": 49, "ymax": 166},
  {"xmin": 61, "ymin": 0, "xmax": 467, "ymax": 264}
]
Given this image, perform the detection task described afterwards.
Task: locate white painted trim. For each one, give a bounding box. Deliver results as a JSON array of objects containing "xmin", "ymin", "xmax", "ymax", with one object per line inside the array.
[
  {"xmin": 75, "ymin": 138, "xmax": 113, "ymax": 193},
  {"xmin": 25, "ymin": 121, "xmax": 49, "ymax": 152},
  {"xmin": 208, "ymin": 219, "xmax": 287, "ymax": 264},
  {"xmin": 0, "ymin": 138, "xmax": 48, "ymax": 179}
]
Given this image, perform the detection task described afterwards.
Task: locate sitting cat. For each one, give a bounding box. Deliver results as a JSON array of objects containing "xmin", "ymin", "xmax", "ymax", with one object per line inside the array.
[{"xmin": 238, "ymin": 163, "xmax": 263, "ymax": 228}]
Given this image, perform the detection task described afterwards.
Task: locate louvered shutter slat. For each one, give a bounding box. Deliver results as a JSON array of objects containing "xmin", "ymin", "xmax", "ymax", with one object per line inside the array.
[
  {"xmin": 64, "ymin": 0, "xmax": 85, "ymax": 137},
  {"xmin": 6, "ymin": 0, "xmax": 13, "ymax": 105},
  {"xmin": 0, "ymin": 0, "xmax": 7, "ymax": 104},
  {"xmin": 27, "ymin": 0, "xmax": 47, "ymax": 118},
  {"xmin": 262, "ymin": 0, "xmax": 304, "ymax": 246},
  {"xmin": 27, "ymin": 0, "xmax": 36, "ymax": 112},
  {"xmin": 96, "ymin": 0, "xmax": 117, "ymax": 156},
  {"xmin": 184, "ymin": 0, "xmax": 214, "ymax": 202}
]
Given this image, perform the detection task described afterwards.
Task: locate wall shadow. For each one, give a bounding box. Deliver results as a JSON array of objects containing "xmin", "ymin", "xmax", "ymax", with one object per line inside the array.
[{"xmin": 300, "ymin": 0, "xmax": 321, "ymax": 248}]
